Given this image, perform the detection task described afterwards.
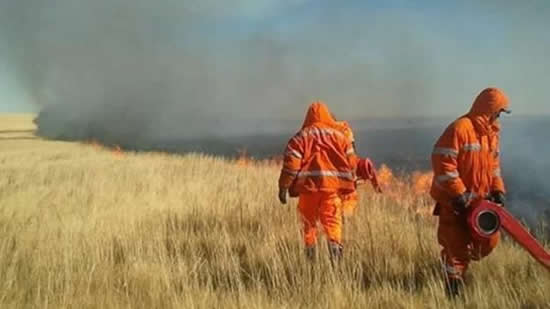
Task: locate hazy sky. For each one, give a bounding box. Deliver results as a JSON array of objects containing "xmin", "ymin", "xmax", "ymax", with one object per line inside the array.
[{"xmin": 0, "ymin": 0, "xmax": 549, "ymax": 119}]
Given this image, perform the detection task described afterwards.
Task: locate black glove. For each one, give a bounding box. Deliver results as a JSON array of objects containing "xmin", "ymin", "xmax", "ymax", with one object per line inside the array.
[
  {"xmin": 451, "ymin": 192, "xmax": 469, "ymax": 215},
  {"xmin": 487, "ymin": 191, "xmax": 506, "ymax": 206}
]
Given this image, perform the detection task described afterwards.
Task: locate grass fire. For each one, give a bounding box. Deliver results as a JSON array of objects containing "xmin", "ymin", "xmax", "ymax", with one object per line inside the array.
[
  {"xmin": 1, "ymin": 1, "xmax": 550, "ymax": 308},
  {"xmin": 1, "ymin": 113, "xmax": 549, "ymax": 308}
]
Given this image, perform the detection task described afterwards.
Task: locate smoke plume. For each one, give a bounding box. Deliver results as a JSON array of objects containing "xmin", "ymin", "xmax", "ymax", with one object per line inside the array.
[
  {"xmin": 1, "ymin": 1, "xmax": 549, "ymax": 225},
  {"xmin": 0, "ymin": 1, "xmax": 467, "ymax": 141},
  {"xmin": 2, "ymin": 1, "xmax": 549, "ymax": 136}
]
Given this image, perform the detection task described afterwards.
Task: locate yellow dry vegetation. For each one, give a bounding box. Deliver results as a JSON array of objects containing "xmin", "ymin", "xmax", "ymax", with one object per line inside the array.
[{"xmin": 0, "ymin": 114, "xmax": 548, "ymax": 308}]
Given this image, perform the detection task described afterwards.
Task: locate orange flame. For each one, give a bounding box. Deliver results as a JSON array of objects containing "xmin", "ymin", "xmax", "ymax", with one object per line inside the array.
[
  {"xmin": 376, "ymin": 164, "xmax": 394, "ymax": 188},
  {"xmin": 112, "ymin": 145, "xmax": 125, "ymax": 158},
  {"xmin": 236, "ymin": 148, "xmax": 253, "ymax": 167},
  {"xmin": 86, "ymin": 139, "xmax": 104, "ymax": 150},
  {"xmin": 84, "ymin": 139, "xmax": 125, "ymax": 158},
  {"xmin": 239, "ymin": 149, "xmax": 435, "ymax": 217},
  {"xmin": 411, "ymin": 171, "xmax": 434, "ymax": 195}
]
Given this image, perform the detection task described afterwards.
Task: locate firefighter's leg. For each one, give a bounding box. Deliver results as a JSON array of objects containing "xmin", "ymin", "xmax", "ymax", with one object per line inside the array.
[
  {"xmin": 440, "ymin": 248, "xmax": 469, "ymax": 299},
  {"xmin": 438, "ymin": 208, "xmax": 471, "ymax": 298},
  {"xmin": 298, "ymin": 193, "xmax": 321, "ymax": 260},
  {"xmin": 319, "ymin": 192, "xmax": 343, "ymax": 262}
]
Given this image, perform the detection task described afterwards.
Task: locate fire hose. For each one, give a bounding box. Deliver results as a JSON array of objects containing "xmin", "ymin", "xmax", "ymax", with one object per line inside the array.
[{"xmin": 468, "ymin": 200, "xmax": 550, "ymax": 271}]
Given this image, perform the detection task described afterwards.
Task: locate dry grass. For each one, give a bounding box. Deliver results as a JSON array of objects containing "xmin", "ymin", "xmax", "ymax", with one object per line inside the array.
[{"xmin": 0, "ymin": 114, "xmax": 549, "ymax": 309}]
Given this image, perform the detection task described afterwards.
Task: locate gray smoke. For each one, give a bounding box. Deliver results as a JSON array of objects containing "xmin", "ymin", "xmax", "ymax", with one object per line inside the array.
[
  {"xmin": 2, "ymin": 1, "xmax": 550, "ymax": 137},
  {"xmin": 0, "ymin": 0, "xmax": 460, "ymax": 144},
  {"xmin": 1, "ymin": 1, "xmax": 549, "ymax": 226}
]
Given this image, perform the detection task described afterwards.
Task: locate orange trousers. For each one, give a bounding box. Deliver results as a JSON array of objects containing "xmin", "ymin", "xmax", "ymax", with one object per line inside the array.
[
  {"xmin": 437, "ymin": 202, "xmax": 500, "ymax": 279},
  {"xmin": 298, "ymin": 192, "xmax": 343, "ymax": 247}
]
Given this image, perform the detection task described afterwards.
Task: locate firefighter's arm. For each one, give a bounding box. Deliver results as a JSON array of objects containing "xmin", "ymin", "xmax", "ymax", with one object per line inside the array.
[
  {"xmin": 278, "ymin": 135, "xmax": 304, "ymax": 190},
  {"xmin": 490, "ymin": 136, "xmax": 506, "ymax": 194},
  {"xmin": 432, "ymin": 125, "xmax": 467, "ymax": 197},
  {"xmin": 356, "ymin": 157, "xmax": 382, "ymax": 193}
]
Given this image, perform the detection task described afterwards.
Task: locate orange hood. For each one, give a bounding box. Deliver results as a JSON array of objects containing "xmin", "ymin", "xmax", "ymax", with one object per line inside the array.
[
  {"xmin": 301, "ymin": 101, "xmax": 336, "ymax": 129},
  {"xmin": 467, "ymin": 87, "xmax": 510, "ymax": 136},
  {"xmin": 469, "ymin": 87, "xmax": 510, "ymax": 116}
]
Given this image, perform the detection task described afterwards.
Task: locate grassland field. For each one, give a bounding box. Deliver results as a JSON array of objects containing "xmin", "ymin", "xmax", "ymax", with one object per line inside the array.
[{"xmin": 0, "ymin": 114, "xmax": 549, "ymax": 309}]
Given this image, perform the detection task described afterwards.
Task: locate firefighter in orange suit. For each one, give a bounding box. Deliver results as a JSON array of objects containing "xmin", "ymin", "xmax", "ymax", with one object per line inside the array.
[
  {"xmin": 430, "ymin": 87, "xmax": 510, "ymax": 297},
  {"xmin": 278, "ymin": 101, "xmax": 356, "ymax": 261}
]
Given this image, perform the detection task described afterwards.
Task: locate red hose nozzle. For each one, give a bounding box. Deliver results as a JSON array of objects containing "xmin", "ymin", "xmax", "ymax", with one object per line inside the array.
[{"xmin": 468, "ymin": 200, "xmax": 550, "ymax": 271}]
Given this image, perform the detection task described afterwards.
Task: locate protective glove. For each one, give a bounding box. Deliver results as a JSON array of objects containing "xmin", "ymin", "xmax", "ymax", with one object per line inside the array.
[
  {"xmin": 451, "ymin": 192, "xmax": 470, "ymax": 215},
  {"xmin": 278, "ymin": 188, "xmax": 288, "ymax": 205},
  {"xmin": 487, "ymin": 191, "xmax": 506, "ymax": 206}
]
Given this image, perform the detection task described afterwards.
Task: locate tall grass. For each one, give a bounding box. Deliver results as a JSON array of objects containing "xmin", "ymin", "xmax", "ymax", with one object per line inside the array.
[{"xmin": 0, "ymin": 114, "xmax": 548, "ymax": 308}]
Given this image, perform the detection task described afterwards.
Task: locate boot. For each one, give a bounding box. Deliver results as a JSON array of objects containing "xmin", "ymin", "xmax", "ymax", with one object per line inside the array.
[
  {"xmin": 328, "ymin": 241, "xmax": 343, "ymax": 265},
  {"xmin": 445, "ymin": 277, "xmax": 464, "ymax": 299}
]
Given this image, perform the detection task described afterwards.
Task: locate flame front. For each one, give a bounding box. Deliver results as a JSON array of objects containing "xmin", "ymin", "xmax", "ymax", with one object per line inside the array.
[
  {"xmin": 236, "ymin": 148, "xmax": 253, "ymax": 167},
  {"xmin": 113, "ymin": 145, "xmax": 125, "ymax": 158},
  {"xmin": 411, "ymin": 171, "xmax": 433, "ymax": 195},
  {"xmin": 377, "ymin": 164, "xmax": 395, "ymax": 188},
  {"xmin": 233, "ymin": 151, "xmax": 435, "ymax": 217},
  {"xmin": 84, "ymin": 140, "xmax": 125, "ymax": 159}
]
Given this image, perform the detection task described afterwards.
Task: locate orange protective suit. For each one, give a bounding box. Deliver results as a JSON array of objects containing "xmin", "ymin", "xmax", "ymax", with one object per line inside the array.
[
  {"xmin": 279, "ymin": 101, "xmax": 356, "ymax": 248},
  {"xmin": 430, "ymin": 87, "xmax": 510, "ymax": 280},
  {"xmin": 298, "ymin": 192, "xmax": 342, "ymax": 247}
]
